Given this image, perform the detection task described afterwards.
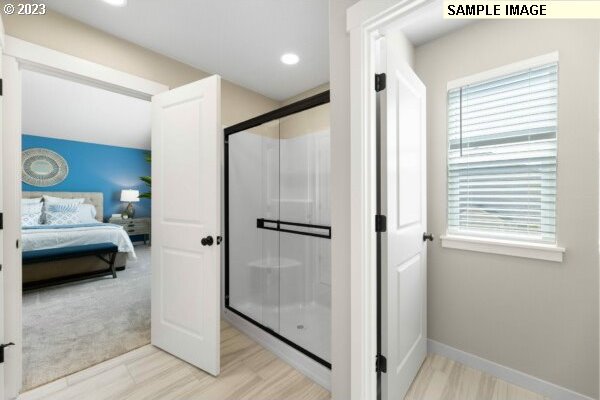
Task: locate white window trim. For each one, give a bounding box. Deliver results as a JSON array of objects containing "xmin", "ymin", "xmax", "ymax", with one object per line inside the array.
[
  {"xmin": 441, "ymin": 234, "xmax": 565, "ymax": 262},
  {"xmin": 447, "ymin": 51, "xmax": 559, "ymax": 90}
]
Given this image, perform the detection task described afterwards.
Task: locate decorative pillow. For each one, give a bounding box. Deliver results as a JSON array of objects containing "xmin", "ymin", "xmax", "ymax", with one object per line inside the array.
[
  {"xmin": 21, "ymin": 202, "xmax": 43, "ymax": 227},
  {"xmin": 45, "ymin": 204, "xmax": 81, "ymax": 225},
  {"xmin": 21, "ymin": 197, "xmax": 42, "ymax": 205},
  {"xmin": 43, "ymin": 195, "xmax": 85, "ymax": 205},
  {"xmin": 22, "ymin": 214, "xmax": 42, "ymax": 227},
  {"xmin": 77, "ymin": 204, "xmax": 98, "ymax": 223},
  {"xmin": 22, "ymin": 202, "xmax": 43, "ymax": 215}
]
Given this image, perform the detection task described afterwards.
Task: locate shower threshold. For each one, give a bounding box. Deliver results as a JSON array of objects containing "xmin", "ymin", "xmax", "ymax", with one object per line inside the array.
[{"xmin": 225, "ymin": 303, "xmax": 332, "ymax": 369}]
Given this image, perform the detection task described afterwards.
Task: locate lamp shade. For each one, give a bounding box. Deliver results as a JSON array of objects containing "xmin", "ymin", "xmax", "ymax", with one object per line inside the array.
[{"xmin": 120, "ymin": 189, "xmax": 140, "ymax": 202}]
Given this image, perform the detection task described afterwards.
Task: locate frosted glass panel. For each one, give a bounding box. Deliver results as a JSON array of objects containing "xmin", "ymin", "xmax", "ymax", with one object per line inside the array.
[
  {"xmin": 279, "ymin": 104, "xmax": 331, "ymax": 362},
  {"xmin": 279, "ymin": 233, "xmax": 331, "ymax": 361},
  {"xmin": 228, "ymin": 121, "xmax": 280, "ymax": 331}
]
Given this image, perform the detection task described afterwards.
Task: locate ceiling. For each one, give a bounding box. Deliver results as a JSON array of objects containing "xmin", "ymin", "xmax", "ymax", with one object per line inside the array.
[
  {"xmin": 23, "ymin": 69, "xmax": 152, "ymax": 149},
  {"xmin": 38, "ymin": 0, "xmax": 470, "ymax": 102},
  {"xmin": 401, "ymin": 1, "xmax": 473, "ymax": 46},
  {"xmin": 40, "ymin": 0, "xmax": 330, "ymax": 102}
]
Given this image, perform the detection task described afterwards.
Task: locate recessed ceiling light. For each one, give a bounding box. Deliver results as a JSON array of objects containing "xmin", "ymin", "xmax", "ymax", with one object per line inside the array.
[
  {"xmin": 281, "ymin": 53, "xmax": 299, "ymax": 65},
  {"xmin": 102, "ymin": 0, "xmax": 127, "ymax": 7}
]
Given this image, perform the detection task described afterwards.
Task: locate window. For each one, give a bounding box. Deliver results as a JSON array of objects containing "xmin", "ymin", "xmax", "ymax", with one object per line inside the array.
[{"xmin": 447, "ymin": 62, "xmax": 558, "ymax": 244}]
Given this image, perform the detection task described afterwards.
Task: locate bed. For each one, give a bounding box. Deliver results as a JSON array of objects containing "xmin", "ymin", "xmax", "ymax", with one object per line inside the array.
[{"xmin": 21, "ymin": 191, "xmax": 137, "ymax": 286}]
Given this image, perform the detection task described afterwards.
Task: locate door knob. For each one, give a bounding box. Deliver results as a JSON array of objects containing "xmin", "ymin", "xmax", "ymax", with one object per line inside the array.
[
  {"xmin": 201, "ymin": 236, "xmax": 214, "ymax": 246},
  {"xmin": 423, "ymin": 233, "xmax": 434, "ymax": 242}
]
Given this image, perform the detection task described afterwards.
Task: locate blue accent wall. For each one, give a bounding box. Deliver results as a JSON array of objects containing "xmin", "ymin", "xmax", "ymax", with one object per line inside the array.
[{"xmin": 22, "ymin": 134, "xmax": 151, "ymax": 221}]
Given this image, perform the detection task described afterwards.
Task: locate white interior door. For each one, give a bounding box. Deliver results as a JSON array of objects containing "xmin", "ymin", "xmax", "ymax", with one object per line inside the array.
[
  {"xmin": 381, "ymin": 35, "xmax": 427, "ymax": 400},
  {"xmin": 151, "ymin": 75, "xmax": 221, "ymax": 376}
]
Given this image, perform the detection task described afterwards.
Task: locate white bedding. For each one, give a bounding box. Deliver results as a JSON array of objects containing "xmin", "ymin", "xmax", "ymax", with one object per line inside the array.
[{"xmin": 22, "ymin": 223, "xmax": 137, "ymax": 261}]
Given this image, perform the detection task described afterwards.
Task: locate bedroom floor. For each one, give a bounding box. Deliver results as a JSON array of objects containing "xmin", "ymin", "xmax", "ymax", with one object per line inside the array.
[{"xmin": 22, "ymin": 246, "xmax": 151, "ymax": 390}]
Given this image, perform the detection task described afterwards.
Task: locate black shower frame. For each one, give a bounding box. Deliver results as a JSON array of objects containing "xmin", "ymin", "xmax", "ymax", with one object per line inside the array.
[{"xmin": 224, "ymin": 90, "xmax": 331, "ymax": 369}]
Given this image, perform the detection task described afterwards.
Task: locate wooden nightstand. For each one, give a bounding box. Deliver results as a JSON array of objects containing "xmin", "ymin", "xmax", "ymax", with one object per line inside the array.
[{"xmin": 109, "ymin": 217, "xmax": 151, "ymax": 244}]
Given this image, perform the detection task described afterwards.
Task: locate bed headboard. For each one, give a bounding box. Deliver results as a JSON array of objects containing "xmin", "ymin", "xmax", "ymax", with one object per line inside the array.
[{"xmin": 22, "ymin": 192, "xmax": 104, "ymax": 222}]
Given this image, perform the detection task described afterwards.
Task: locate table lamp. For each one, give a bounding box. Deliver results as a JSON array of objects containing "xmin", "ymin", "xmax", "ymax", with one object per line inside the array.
[{"xmin": 120, "ymin": 189, "xmax": 139, "ymax": 218}]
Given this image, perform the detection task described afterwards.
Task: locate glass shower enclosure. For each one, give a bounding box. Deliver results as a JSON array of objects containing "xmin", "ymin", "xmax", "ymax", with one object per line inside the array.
[{"xmin": 224, "ymin": 92, "xmax": 331, "ymax": 367}]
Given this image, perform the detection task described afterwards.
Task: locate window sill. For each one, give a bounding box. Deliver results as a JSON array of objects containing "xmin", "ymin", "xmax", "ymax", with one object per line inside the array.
[{"xmin": 440, "ymin": 234, "xmax": 565, "ymax": 262}]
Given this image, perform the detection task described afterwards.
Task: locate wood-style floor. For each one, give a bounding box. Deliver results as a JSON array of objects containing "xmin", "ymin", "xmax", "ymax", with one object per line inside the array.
[
  {"xmin": 20, "ymin": 320, "xmax": 546, "ymax": 400},
  {"xmin": 405, "ymin": 354, "xmax": 548, "ymax": 400}
]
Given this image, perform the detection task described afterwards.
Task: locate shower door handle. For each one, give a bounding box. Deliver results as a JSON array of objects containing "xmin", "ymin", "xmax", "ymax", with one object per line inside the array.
[{"xmin": 201, "ymin": 236, "xmax": 214, "ymax": 246}]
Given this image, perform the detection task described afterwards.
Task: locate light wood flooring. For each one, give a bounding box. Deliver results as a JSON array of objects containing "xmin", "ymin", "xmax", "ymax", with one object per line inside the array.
[
  {"xmin": 405, "ymin": 354, "xmax": 548, "ymax": 400},
  {"xmin": 20, "ymin": 320, "xmax": 546, "ymax": 400}
]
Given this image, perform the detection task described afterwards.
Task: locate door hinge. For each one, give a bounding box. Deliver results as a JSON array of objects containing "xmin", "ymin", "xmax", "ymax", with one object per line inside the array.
[
  {"xmin": 0, "ymin": 212, "xmax": 3, "ymax": 230},
  {"xmin": 0, "ymin": 79, "xmax": 4, "ymax": 96},
  {"xmin": 375, "ymin": 73, "xmax": 386, "ymax": 92},
  {"xmin": 0, "ymin": 343, "xmax": 15, "ymax": 363},
  {"xmin": 375, "ymin": 215, "xmax": 387, "ymax": 233},
  {"xmin": 375, "ymin": 354, "xmax": 387, "ymax": 373}
]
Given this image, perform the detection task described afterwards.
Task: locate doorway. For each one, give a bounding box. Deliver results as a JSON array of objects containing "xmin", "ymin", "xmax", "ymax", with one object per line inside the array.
[
  {"xmin": 2, "ymin": 47, "xmax": 165, "ymax": 398},
  {"xmin": 19, "ymin": 68, "xmax": 153, "ymax": 390},
  {"xmin": 347, "ymin": 1, "xmax": 431, "ymax": 399}
]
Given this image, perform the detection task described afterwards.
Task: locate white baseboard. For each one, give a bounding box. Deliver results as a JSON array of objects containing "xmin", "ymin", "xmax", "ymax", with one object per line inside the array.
[
  {"xmin": 222, "ymin": 308, "xmax": 331, "ymax": 390},
  {"xmin": 428, "ymin": 339, "xmax": 595, "ymax": 400}
]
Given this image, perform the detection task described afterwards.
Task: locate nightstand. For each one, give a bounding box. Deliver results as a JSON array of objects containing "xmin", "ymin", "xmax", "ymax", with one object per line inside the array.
[{"xmin": 109, "ymin": 217, "xmax": 151, "ymax": 245}]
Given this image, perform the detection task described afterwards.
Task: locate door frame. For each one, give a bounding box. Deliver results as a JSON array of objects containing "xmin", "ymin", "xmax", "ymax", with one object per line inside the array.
[
  {"xmin": 2, "ymin": 35, "xmax": 168, "ymax": 399},
  {"xmin": 346, "ymin": 1, "xmax": 432, "ymax": 399}
]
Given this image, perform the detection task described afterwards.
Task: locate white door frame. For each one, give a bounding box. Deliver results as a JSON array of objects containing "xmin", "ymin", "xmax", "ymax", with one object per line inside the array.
[
  {"xmin": 2, "ymin": 35, "xmax": 168, "ymax": 399},
  {"xmin": 346, "ymin": 1, "xmax": 431, "ymax": 399}
]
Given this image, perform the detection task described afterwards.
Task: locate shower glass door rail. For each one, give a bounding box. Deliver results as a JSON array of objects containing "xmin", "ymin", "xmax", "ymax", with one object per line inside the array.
[{"xmin": 224, "ymin": 91, "xmax": 331, "ymax": 368}]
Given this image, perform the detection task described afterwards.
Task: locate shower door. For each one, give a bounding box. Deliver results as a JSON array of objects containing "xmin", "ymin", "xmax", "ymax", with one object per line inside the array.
[{"xmin": 225, "ymin": 93, "xmax": 331, "ymax": 367}]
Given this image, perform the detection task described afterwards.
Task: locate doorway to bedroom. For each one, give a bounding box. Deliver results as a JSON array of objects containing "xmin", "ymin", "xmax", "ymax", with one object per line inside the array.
[{"xmin": 20, "ymin": 69, "xmax": 153, "ymax": 391}]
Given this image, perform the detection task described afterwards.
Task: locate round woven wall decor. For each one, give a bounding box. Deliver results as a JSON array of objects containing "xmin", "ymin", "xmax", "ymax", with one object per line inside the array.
[{"xmin": 22, "ymin": 148, "xmax": 69, "ymax": 187}]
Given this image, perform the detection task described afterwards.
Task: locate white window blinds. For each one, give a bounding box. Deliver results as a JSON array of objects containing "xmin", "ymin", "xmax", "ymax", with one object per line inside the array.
[{"xmin": 447, "ymin": 63, "xmax": 558, "ymax": 243}]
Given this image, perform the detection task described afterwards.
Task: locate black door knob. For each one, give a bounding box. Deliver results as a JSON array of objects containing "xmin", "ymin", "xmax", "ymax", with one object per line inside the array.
[
  {"xmin": 201, "ymin": 236, "xmax": 214, "ymax": 246},
  {"xmin": 423, "ymin": 233, "xmax": 434, "ymax": 242}
]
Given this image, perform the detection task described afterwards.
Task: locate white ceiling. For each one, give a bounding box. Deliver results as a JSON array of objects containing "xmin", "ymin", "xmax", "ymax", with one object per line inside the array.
[
  {"xmin": 37, "ymin": 0, "xmax": 470, "ymax": 103},
  {"xmin": 40, "ymin": 0, "xmax": 330, "ymax": 102},
  {"xmin": 22, "ymin": 69, "xmax": 152, "ymax": 149},
  {"xmin": 400, "ymin": 1, "xmax": 473, "ymax": 46}
]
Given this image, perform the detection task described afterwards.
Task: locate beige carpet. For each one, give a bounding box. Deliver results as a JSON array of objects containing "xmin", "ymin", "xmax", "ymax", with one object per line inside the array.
[{"xmin": 22, "ymin": 246, "xmax": 151, "ymax": 390}]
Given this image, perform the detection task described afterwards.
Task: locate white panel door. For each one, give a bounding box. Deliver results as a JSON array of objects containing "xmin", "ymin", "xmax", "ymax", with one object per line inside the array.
[
  {"xmin": 381, "ymin": 37, "xmax": 427, "ymax": 400},
  {"xmin": 151, "ymin": 75, "xmax": 221, "ymax": 376}
]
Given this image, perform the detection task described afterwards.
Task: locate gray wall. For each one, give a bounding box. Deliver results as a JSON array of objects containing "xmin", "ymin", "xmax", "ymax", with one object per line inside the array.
[
  {"xmin": 329, "ymin": 0, "xmax": 359, "ymax": 397},
  {"xmin": 415, "ymin": 20, "xmax": 599, "ymax": 398}
]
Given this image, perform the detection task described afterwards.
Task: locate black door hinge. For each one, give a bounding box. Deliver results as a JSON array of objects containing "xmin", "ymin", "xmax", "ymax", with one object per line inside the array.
[
  {"xmin": 0, "ymin": 212, "xmax": 3, "ymax": 230},
  {"xmin": 375, "ymin": 354, "xmax": 387, "ymax": 373},
  {"xmin": 375, "ymin": 73, "xmax": 386, "ymax": 92},
  {"xmin": 0, "ymin": 79, "xmax": 4, "ymax": 96},
  {"xmin": 375, "ymin": 215, "xmax": 387, "ymax": 233},
  {"xmin": 0, "ymin": 343, "xmax": 15, "ymax": 363}
]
